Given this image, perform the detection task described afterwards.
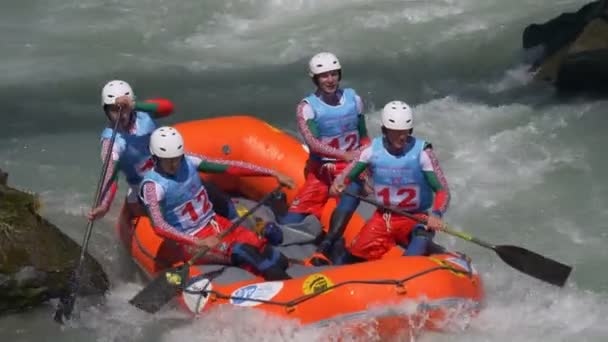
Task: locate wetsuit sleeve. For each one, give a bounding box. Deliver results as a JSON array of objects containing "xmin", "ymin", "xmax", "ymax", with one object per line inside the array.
[
  {"xmin": 421, "ymin": 144, "xmax": 450, "ymax": 216},
  {"xmin": 358, "ymin": 115, "xmax": 370, "ymax": 147},
  {"xmin": 135, "ymin": 98, "xmax": 174, "ymax": 118},
  {"xmin": 97, "ymin": 138, "xmax": 123, "ymax": 210},
  {"xmin": 185, "ymin": 154, "xmax": 279, "ymax": 177},
  {"xmin": 297, "ymin": 101, "xmax": 351, "ymax": 160},
  {"xmin": 355, "ymin": 95, "xmax": 371, "ymax": 147},
  {"xmin": 141, "ymin": 181, "xmax": 198, "ymax": 245}
]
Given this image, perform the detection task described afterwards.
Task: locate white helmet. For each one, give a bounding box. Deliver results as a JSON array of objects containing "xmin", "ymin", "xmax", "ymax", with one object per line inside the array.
[
  {"xmin": 381, "ymin": 101, "xmax": 414, "ymax": 130},
  {"xmin": 150, "ymin": 126, "xmax": 184, "ymax": 158},
  {"xmin": 308, "ymin": 52, "xmax": 341, "ymax": 77},
  {"xmin": 101, "ymin": 80, "xmax": 134, "ymax": 106}
]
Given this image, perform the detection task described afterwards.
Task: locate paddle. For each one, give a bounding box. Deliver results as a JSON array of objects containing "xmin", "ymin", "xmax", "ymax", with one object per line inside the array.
[
  {"xmin": 53, "ymin": 110, "xmax": 122, "ymax": 324},
  {"xmin": 128, "ymin": 185, "xmax": 284, "ymax": 314},
  {"xmin": 344, "ymin": 191, "xmax": 573, "ymax": 287}
]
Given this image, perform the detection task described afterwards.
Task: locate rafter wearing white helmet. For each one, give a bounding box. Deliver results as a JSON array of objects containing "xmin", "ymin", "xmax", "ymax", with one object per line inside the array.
[
  {"xmin": 100, "ymin": 80, "xmax": 137, "ymax": 132},
  {"xmin": 328, "ymin": 99, "xmax": 452, "ymax": 261},
  {"xmin": 283, "ymin": 51, "xmax": 370, "ymax": 264},
  {"xmin": 297, "ymin": 51, "xmax": 365, "ymax": 162},
  {"xmin": 138, "ymin": 125, "xmax": 295, "ymax": 282},
  {"xmin": 89, "ymin": 80, "xmax": 159, "ymax": 223}
]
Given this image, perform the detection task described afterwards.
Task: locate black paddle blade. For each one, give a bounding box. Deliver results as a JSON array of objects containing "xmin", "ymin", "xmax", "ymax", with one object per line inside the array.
[
  {"xmin": 53, "ymin": 267, "xmax": 81, "ymax": 324},
  {"xmin": 495, "ymin": 245, "xmax": 572, "ymax": 287},
  {"xmin": 53, "ymin": 293, "xmax": 76, "ymax": 324},
  {"xmin": 129, "ymin": 265, "xmax": 188, "ymax": 314}
]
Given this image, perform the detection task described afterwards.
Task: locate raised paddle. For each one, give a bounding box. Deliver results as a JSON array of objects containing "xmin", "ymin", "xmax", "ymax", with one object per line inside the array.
[
  {"xmin": 344, "ymin": 191, "xmax": 573, "ymax": 287},
  {"xmin": 54, "ymin": 110, "xmax": 122, "ymax": 324},
  {"xmin": 129, "ymin": 185, "xmax": 284, "ymax": 314}
]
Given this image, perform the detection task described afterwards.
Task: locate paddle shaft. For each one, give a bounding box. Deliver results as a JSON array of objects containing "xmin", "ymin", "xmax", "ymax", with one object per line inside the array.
[
  {"xmin": 79, "ymin": 120, "xmax": 121, "ymax": 274},
  {"xmin": 344, "ymin": 191, "xmax": 495, "ymax": 250},
  {"xmin": 54, "ymin": 109, "xmax": 122, "ymax": 322},
  {"xmin": 185, "ymin": 185, "xmax": 284, "ymax": 267},
  {"xmin": 342, "ymin": 191, "xmax": 573, "ymax": 287}
]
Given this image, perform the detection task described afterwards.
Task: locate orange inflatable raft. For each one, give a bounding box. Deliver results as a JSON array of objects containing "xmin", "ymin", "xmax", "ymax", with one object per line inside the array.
[{"xmin": 118, "ymin": 115, "xmax": 484, "ymax": 337}]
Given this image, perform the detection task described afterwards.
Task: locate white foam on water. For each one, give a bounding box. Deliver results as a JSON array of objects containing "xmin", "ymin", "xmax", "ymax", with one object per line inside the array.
[{"xmin": 486, "ymin": 64, "xmax": 536, "ymax": 93}]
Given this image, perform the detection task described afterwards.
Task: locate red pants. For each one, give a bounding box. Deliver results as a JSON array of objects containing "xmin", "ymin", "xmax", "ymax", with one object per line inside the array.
[
  {"xmin": 185, "ymin": 214, "xmax": 266, "ymax": 265},
  {"xmin": 348, "ymin": 210, "xmax": 427, "ymax": 260},
  {"xmin": 288, "ymin": 160, "xmax": 356, "ymax": 219}
]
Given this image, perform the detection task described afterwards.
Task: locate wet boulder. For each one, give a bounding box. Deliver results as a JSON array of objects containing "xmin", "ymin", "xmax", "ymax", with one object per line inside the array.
[
  {"xmin": 523, "ymin": 1, "xmax": 608, "ymax": 93},
  {"xmin": 0, "ymin": 168, "xmax": 109, "ymax": 315}
]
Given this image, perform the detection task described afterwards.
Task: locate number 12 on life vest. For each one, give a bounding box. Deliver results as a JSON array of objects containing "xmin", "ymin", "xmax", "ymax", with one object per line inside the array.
[
  {"xmin": 376, "ymin": 185, "xmax": 420, "ymax": 210},
  {"xmin": 327, "ymin": 133, "xmax": 358, "ymax": 151},
  {"xmin": 180, "ymin": 187, "xmax": 212, "ymax": 223}
]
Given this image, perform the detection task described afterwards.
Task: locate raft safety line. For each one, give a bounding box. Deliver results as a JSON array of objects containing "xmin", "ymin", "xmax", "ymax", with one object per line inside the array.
[{"xmin": 183, "ymin": 264, "xmax": 473, "ymax": 312}]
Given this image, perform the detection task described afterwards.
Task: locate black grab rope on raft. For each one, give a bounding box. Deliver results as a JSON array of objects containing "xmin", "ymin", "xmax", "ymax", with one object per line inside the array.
[{"xmin": 182, "ymin": 264, "xmax": 473, "ymax": 310}]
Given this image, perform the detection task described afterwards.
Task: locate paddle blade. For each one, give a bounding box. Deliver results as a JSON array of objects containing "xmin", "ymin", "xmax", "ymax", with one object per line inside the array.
[
  {"xmin": 495, "ymin": 245, "xmax": 572, "ymax": 287},
  {"xmin": 129, "ymin": 266, "xmax": 188, "ymax": 314},
  {"xmin": 53, "ymin": 293, "xmax": 76, "ymax": 324},
  {"xmin": 53, "ymin": 265, "xmax": 82, "ymax": 324}
]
